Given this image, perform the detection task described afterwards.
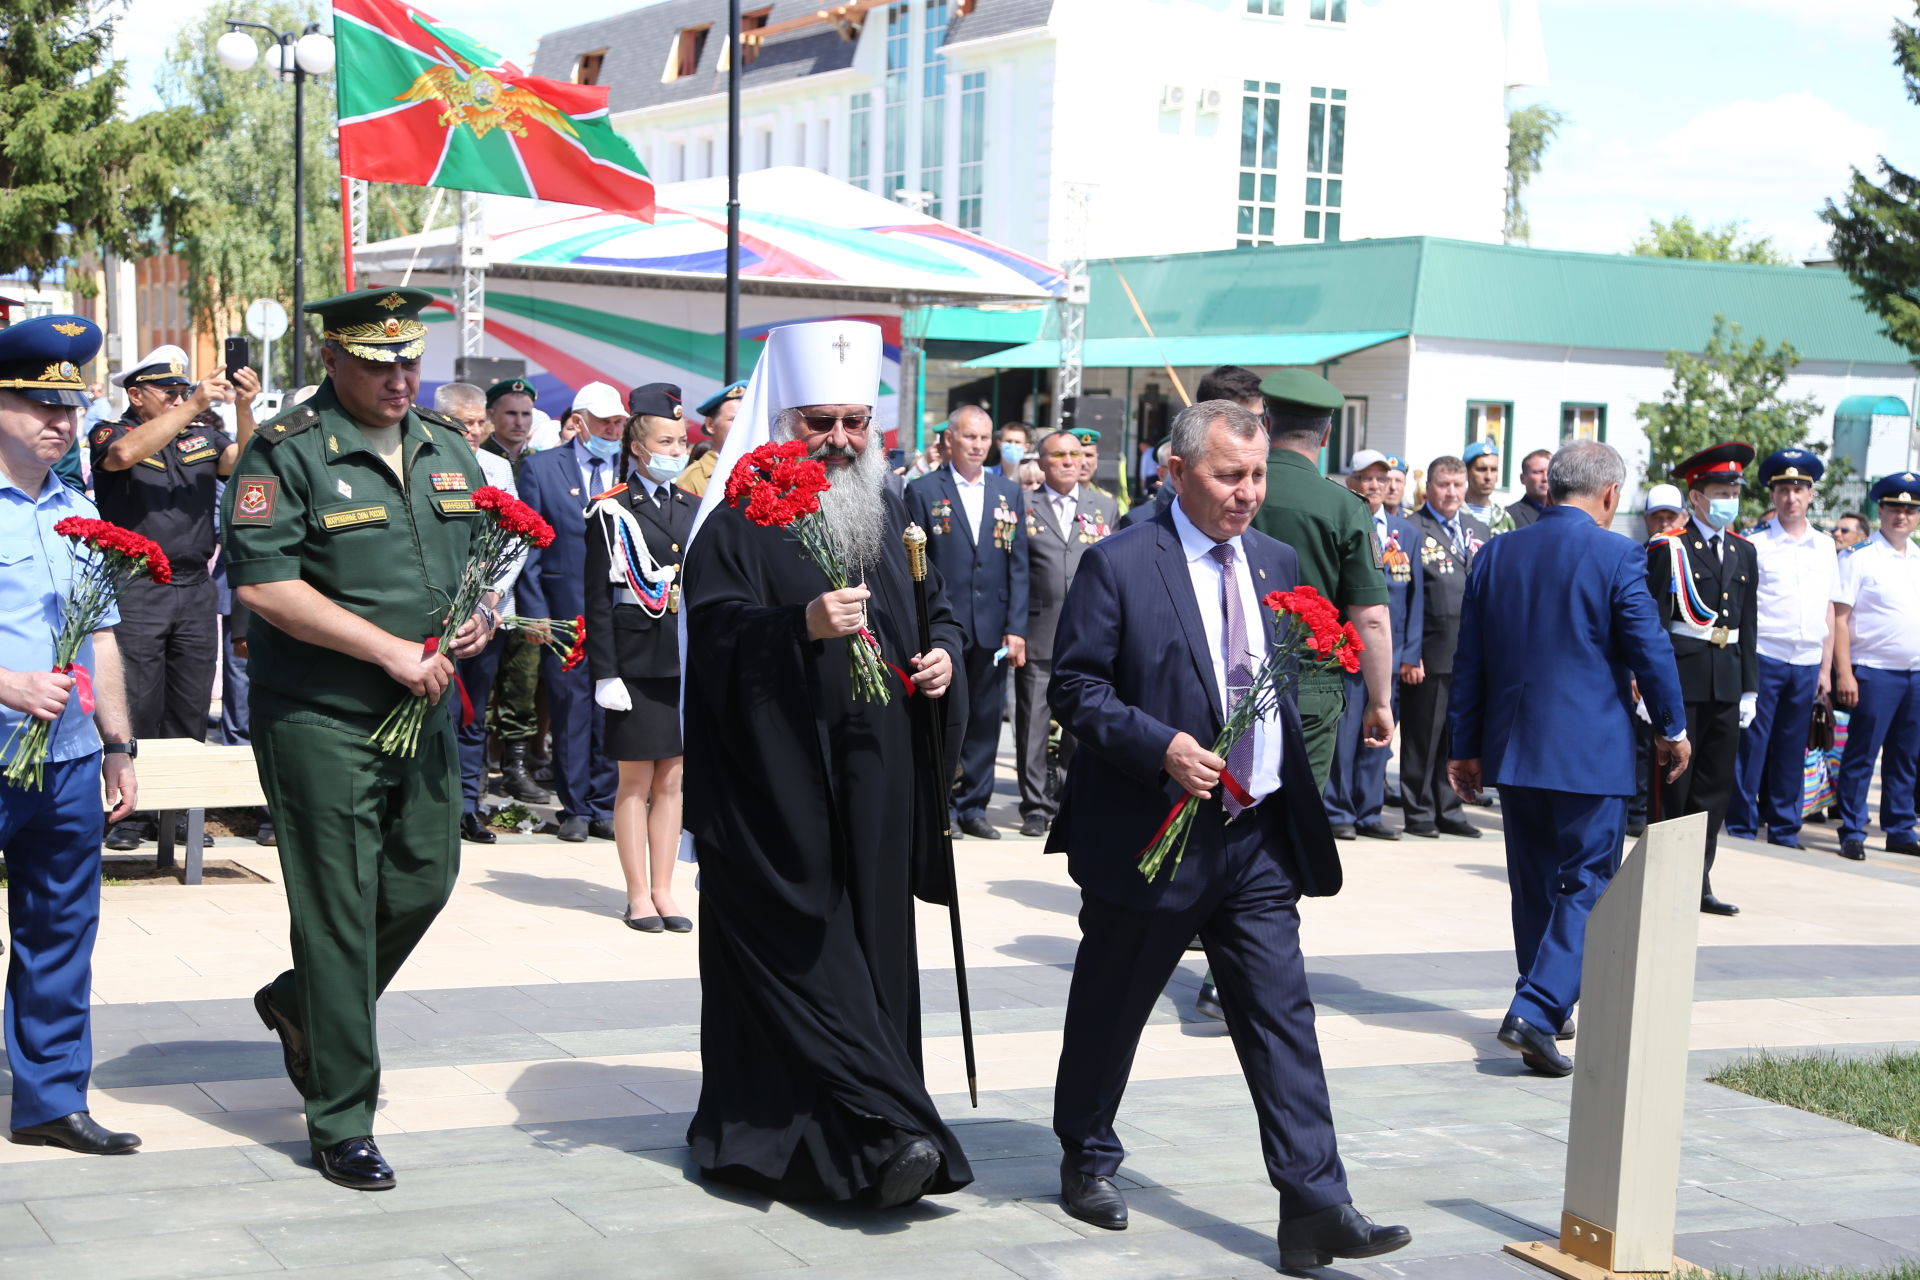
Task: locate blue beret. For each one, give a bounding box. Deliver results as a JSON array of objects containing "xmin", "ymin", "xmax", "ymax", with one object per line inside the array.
[
  {"xmin": 696, "ymin": 381, "xmax": 747, "ymax": 418},
  {"xmin": 1463, "ymin": 439, "xmax": 1500, "ymax": 463},
  {"xmin": 0, "ymin": 315, "xmax": 101, "ymax": 407}
]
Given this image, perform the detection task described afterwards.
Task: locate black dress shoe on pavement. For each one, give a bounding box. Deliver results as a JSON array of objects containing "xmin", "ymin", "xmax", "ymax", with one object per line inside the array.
[
  {"xmin": 662, "ymin": 916, "xmax": 693, "ymax": 933},
  {"xmin": 1194, "ymin": 983, "xmax": 1225, "ymax": 1021},
  {"xmin": 1840, "ymin": 839, "xmax": 1868, "ymax": 861},
  {"xmin": 1436, "ymin": 818, "xmax": 1482, "ymax": 838},
  {"xmin": 1355, "ymin": 821, "xmax": 1400, "ymax": 841},
  {"xmin": 625, "ymin": 912, "xmax": 665, "ymax": 933},
  {"xmin": 255, "ymin": 820, "xmax": 277, "ymax": 848},
  {"xmin": 1700, "ymin": 894, "xmax": 1740, "ymax": 916},
  {"xmin": 1498, "ymin": 1014, "xmax": 1573, "ymax": 1077},
  {"xmin": 1557, "ymin": 1019, "xmax": 1576, "ymax": 1041},
  {"xmin": 1769, "ymin": 833, "xmax": 1804, "ymax": 850},
  {"xmin": 104, "ymin": 821, "xmax": 144, "ymax": 852},
  {"xmin": 1019, "ymin": 815, "xmax": 1049, "ymax": 838},
  {"xmin": 1402, "ymin": 822, "xmax": 1439, "ymax": 838},
  {"xmin": 873, "ymin": 1137, "xmax": 940, "ymax": 1208},
  {"xmin": 9, "ymin": 1112, "xmax": 140, "ymax": 1154},
  {"xmin": 1384, "ymin": 791, "xmax": 1403, "ymax": 809},
  {"xmin": 460, "ymin": 812, "xmax": 496, "ymax": 844},
  {"xmin": 588, "ymin": 819, "xmax": 617, "ymax": 841},
  {"xmin": 255, "ymin": 984, "xmax": 311, "ymax": 1097},
  {"xmin": 1887, "ymin": 837, "xmax": 1920, "ymax": 856},
  {"xmin": 557, "ymin": 816, "xmax": 589, "ymax": 843},
  {"xmin": 1330, "ymin": 822, "xmax": 1356, "ymax": 841},
  {"xmin": 958, "ymin": 816, "xmax": 1001, "ymax": 840},
  {"xmin": 316, "ymin": 1136, "xmax": 395, "ymax": 1190},
  {"xmin": 1278, "ymin": 1202, "xmax": 1411, "ymax": 1268},
  {"xmin": 1060, "ymin": 1160, "xmax": 1128, "ymax": 1230}
]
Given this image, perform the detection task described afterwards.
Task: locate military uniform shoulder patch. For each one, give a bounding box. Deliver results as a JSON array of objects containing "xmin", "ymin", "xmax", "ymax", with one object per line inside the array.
[
  {"xmin": 414, "ymin": 406, "xmax": 459, "ymax": 430},
  {"xmin": 259, "ymin": 405, "xmax": 320, "ymax": 444},
  {"xmin": 90, "ymin": 425, "xmax": 115, "ymax": 445},
  {"xmin": 231, "ymin": 477, "xmax": 279, "ymax": 525}
]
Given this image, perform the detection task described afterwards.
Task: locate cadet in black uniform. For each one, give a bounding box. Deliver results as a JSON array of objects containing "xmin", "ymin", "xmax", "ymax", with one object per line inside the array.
[
  {"xmin": 1646, "ymin": 443, "xmax": 1759, "ymax": 916},
  {"xmin": 91, "ymin": 346, "xmax": 245, "ymax": 849},
  {"xmin": 584, "ymin": 384, "xmax": 695, "ymax": 933}
]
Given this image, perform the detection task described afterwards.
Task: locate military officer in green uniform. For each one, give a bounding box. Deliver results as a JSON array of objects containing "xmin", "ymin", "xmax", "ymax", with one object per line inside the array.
[{"xmin": 223, "ymin": 288, "xmax": 497, "ymax": 1191}]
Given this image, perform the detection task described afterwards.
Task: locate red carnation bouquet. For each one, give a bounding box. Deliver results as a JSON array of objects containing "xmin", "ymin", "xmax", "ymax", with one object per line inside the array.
[
  {"xmin": 725, "ymin": 440, "xmax": 892, "ymax": 702},
  {"xmin": 2, "ymin": 518, "xmax": 172, "ymax": 789},
  {"xmin": 1138, "ymin": 584, "xmax": 1363, "ymax": 883},
  {"xmin": 501, "ymin": 614, "xmax": 586, "ymax": 671},
  {"xmin": 370, "ymin": 486, "xmax": 556, "ymax": 755}
]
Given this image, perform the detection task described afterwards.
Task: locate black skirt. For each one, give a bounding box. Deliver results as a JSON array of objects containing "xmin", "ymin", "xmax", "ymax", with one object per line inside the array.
[{"xmin": 605, "ymin": 676, "xmax": 682, "ymax": 761}]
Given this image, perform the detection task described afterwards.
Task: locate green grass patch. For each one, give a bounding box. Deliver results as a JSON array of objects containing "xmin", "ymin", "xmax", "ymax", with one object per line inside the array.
[{"xmin": 1710, "ymin": 1048, "xmax": 1920, "ymax": 1145}]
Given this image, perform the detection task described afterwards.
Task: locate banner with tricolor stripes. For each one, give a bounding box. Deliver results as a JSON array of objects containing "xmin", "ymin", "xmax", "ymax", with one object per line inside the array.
[{"xmin": 333, "ymin": 0, "xmax": 654, "ymax": 221}]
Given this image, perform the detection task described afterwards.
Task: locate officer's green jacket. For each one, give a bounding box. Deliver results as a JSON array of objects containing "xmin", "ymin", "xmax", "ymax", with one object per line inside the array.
[
  {"xmin": 220, "ymin": 381, "xmax": 484, "ymax": 719},
  {"xmin": 1252, "ymin": 448, "xmax": 1390, "ymax": 614}
]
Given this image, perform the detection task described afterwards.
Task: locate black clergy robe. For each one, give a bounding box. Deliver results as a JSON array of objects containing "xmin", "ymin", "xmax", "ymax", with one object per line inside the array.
[{"xmin": 682, "ymin": 489, "xmax": 974, "ymax": 1202}]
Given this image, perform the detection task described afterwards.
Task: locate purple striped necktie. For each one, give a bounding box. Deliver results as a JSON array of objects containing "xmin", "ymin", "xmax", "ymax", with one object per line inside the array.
[{"xmin": 1209, "ymin": 542, "xmax": 1255, "ymax": 817}]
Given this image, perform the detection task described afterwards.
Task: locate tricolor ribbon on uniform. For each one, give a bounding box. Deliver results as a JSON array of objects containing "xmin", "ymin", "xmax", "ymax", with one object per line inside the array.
[{"xmin": 1659, "ymin": 533, "xmax": 1717, "ymax": 627}]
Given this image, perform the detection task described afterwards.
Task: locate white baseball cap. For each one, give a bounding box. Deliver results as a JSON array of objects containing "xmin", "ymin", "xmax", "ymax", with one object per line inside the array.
[
  {"xmin": 570, "ymin": 381, "xmax": 626, "ymax": 419},
  {"xmin": 1645, "ymin": 483, "xmax": 1684, "ymax": 514},
  {"xmin": 1347, "ymin": 449, "xmax": 1389, "ymax": 474}
]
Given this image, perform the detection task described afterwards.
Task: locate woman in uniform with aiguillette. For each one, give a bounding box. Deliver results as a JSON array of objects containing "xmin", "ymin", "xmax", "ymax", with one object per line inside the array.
[{"xmin": 584, "ymin": 383, "xmax": 695, "ymax": 933}]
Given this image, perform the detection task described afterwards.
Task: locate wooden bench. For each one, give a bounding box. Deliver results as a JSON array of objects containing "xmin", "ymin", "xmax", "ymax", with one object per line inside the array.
[{"xmin": 106, "ymin": 739, "xmax": 268, "ymax": 885}]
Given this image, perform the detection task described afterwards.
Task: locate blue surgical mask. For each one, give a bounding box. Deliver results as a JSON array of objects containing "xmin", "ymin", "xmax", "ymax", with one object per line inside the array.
[
  {"xmin": 999, "ymin": 443, "xmax": 1025, "ymax": 467},
  {"xmin": 647, "ymin": 451, "xmax": 689, "ymax": 479},
  {"xmin": 582, "ymin": 433, "xmax": 621, "ymax": 462},
  {"xmin": 1705, "ymin": 497, "xmax": 1740, "ymax": 530}
]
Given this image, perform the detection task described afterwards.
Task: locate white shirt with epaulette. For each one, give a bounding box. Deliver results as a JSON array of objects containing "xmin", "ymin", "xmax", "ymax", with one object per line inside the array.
[
  {"xmin": 1748, "ymin": 518, "xmax": 1839, "ymax": 666},
  {"xmin": 1835, "ymin": 532, "xmax": 1920, "ymax": 671}
]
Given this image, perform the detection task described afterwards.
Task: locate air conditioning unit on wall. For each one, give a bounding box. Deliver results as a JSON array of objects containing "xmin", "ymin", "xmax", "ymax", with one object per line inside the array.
[{"xmin": 1160, "ymin": 84, "xmax": 1187, "ymax": 111}]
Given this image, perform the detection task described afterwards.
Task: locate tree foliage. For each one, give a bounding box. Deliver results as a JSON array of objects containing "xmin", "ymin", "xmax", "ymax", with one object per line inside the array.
[
  {"xmin": 1504, "ymin": 104, "xmax": 1565, "ymax": 245},
  {"xmin": 1637, "ymin": 315, "xmax": 1828, "ymax": 515},
  {"xmin": 0, "ymin": 0, "xmax": 196, "ymax": 281},
  {"xmin": 1820, "ymin": 5, "xmax": 1920, "ymax": 362},
  {"xmin": 1629, "ymin": 215, "xmax": 1789, "ymax": 265}
]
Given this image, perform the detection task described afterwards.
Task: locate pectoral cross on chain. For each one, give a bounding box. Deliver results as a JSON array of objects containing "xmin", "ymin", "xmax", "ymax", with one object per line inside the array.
[{"xmin": 832, "ymin": 333, "xmax": 851, "ymax": 363}]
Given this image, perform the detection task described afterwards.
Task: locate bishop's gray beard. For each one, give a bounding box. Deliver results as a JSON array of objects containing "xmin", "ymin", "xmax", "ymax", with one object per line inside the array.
[{"xmin": 783, "ymin": 412, "xmax": 890, "ymax": 572}]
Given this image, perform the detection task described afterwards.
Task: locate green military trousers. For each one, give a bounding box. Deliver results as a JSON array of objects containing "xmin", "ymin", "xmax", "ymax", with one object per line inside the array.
[
  {"xmin": 488, "ymin": 638, "xmax": 541, "ymax": 742},
  {"xmin": 252, "ymin": 691, "xmax": 461, "ymax": 1152},
  {"xmin": 1295, "ymin": 670, "xmax": 1349, "ymax": 793}
]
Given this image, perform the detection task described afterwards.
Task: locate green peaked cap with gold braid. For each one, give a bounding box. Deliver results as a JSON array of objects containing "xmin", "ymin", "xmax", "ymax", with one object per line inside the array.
[{"xmin": 306, "ymin": 287, "xmax": 432, "ymax": 363}]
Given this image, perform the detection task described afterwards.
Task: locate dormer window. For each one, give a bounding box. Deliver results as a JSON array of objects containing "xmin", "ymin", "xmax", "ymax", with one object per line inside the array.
[
  {"xmin": 741, "ymin": 9, "xmax": 771, "ymax": 66},
  {"xmin": 573, "ymin": 49, "xmax": 606, "ymax": 85},
  {"xmin": 663, "ymin": 25, "xmax": 709, "ymax": 82}
]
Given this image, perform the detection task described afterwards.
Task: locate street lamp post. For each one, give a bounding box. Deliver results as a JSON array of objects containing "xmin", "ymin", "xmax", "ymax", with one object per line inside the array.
[{"xmin": 215, "ymin": 21, "xmax": 335, "ymax": 388}]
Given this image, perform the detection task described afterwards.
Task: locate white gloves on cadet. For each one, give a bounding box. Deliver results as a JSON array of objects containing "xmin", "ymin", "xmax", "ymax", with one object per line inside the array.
[
  {"xmin": 1738, "ymin": 692, "xmax": 1758, "ymax": 730},
  {"xmin": 594, "ymin": 678, "xmax": 632, "ymax": 712}
]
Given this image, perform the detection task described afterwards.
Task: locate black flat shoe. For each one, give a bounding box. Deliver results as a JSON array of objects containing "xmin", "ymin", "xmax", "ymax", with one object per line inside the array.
[
  {"xmin": 1498, "ymin": 1014, "xmax": 1572, "ymax": 1077},
  {"xmin": 873, "ymin": 1137, "xmax": 940, "ymax": 1208},
  {"xmin": 316, "ymin": 1136, "xmax": 395, "ymax": 1190},
  {"xmin": 661, "ymin": 916, "xmax": 693, "ymax": 934},
  {"xmin": 625, "ymin": 912, "xmax": 665, "ymax": 933},
  {"xmin": 1060, "ymin": 1159, "xmax": 1128, "ymax": 1230},
  {"xmin": 1355, "ymin": 821, "xmax": 1400, "ymax": 841},
  {"xmin": 1700, "ymin": 894, "xmax": 1740, "ymax": 916},
  {"xmin": 1194, "ymin": 983, "xmax": 1225, "ymax": 1022},
  {"xmin": 460, "ymin": 812, "xmax": 496, "ymax": 844},
  {"xmin": 957, "ymin": 816, "xmax": 1001, "ymax": 840},
  {"xmin": 9, "ymin": 1112, "xmax": 140, "ymax": 1154},
  {"xmin": 1277, "ymin": 1202, "xmax": 1411, "ymax": 1268},
  {"xmin": 255, "ymin": 983, "xmax": 311, "ymax": 1097}
]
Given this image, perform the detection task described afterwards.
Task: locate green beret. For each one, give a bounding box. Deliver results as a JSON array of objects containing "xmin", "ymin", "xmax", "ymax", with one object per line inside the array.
[
  {"xmin": 1259, "ymin": 368, "xmax": 1344, "ymax": 416},
  {"xmin": 305, "ymin": 287, "xmax": 432, "ymax": 363},
  {"xmin": 1069, "ymin": 427, "xmax": 1101, "ymax": 443},
  {"xmin": 486, "ymin": 378, "xmax": 537, "ymax": 406}
]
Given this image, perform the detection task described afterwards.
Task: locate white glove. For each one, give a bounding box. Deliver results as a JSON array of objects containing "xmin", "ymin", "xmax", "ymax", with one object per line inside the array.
[
  {"xmin": 1738, "ymin": 692, "xmax": 1758, "ymax": 730},
  {"xmin": 1634, "ymin": 696, "xmax": 1651, "ymax": 725},
  {"xmin": 594, "ymin": 678, "xmax": 632, "ymax": 712}
]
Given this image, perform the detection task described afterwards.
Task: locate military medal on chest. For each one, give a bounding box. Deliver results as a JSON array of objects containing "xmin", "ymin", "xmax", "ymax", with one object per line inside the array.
[
  {"xmin": 1383, "ymin": 530, "xmax": 1411, "ymax": 583},
  {"xmin": 932, "ymin": 497, "xmax": 954, "ymax": 536},
  {"xmin": 1075, "ymin": 511, "xmax": 1110, "ymax": 544},
  {"xmin": 1421, "ymin": 536, "xmax": 1456, "ymax": 574},
  {"xmin": 992, "ymin": 496, "xmax": 1017, "ymax": 550}
]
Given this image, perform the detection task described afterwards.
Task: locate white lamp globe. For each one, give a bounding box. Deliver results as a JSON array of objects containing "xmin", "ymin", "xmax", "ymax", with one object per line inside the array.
[
  {"xmin": 295, "ymin": 32, "xmax": 336, "ymax": 76},
  {"xmin": 215, "ymin": 30, "xmax": 259, "ymax": 72}
]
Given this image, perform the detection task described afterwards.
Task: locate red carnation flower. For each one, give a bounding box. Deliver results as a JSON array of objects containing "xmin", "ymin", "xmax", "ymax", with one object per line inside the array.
[{"xmin": 562, "ymin": 615, "xmax": 588, "ymax": 671}]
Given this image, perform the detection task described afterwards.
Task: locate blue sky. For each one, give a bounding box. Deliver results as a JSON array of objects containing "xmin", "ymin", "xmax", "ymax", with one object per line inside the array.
[{"xmin": 112, "ymin": 0, "xmax": 1920, "ymax": 261}]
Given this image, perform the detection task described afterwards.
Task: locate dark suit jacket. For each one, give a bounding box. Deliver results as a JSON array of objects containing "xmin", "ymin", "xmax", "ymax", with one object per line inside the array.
[
  {"xmin": 1023, "ymin": 483, "xmax": 1119, "ymax": 661},
  {"xmin": 1379, "ymin": 509, "xmax": 1425, "ymax": 667},
  {"xmin": 1645, "ymin": 518, "xmax": 1759, "ymax": 704},
  {"xmin": 907, "ymin": 465, "xmax": 1029, "ymax": 648},
  {"xmin": 1045, "ymin": 504, "xmax": 1342, "ymax": 913},
  {"xmin": 583, "ymin": 478, "xmax": 696, "ymax": 682},
  {"xmin": 1409, "ymin": 504, "xmax": 1491, "ymax": 675},
  {"xmin": 514, "ymin": 444, "xmax": 604, "ymax": 622},
  {"xmin": 1451, "ymin": 506, "xmax": 1686, "ymax": 796}
]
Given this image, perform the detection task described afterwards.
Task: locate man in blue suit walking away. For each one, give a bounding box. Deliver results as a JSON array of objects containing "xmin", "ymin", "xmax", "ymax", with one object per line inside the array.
[
  {"xmin": 1046, "ymin": 400, "xmax": 1409, "ymax": 1269},
  {"xmin": 1448, "ymin": 442, "xmax": 1691, "ymax": 1077}
]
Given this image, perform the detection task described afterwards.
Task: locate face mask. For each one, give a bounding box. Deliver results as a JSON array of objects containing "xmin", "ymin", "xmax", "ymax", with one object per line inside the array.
[
  {"xmin": 999, "ymin": 443, "xmax": 1025, "ymax": 467},
  {"xmin": 1704, "ymin": 497, "xmax": 1740, "ymax": 530},
  {"xmin": 582, "ymin": 433, "xmax": 621, "ymax": 461},
  {"xmin": 647, "ymin": 451, "xmax": 688, "ymax": 479}
]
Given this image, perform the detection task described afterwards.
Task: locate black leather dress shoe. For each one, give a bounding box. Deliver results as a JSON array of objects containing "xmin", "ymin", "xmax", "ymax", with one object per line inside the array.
[
  {"xmin": 1402, "ymin": 822, "xmax": 1439, "ymax": 838},
  {"xmin": 588, "ymin": 819, "xmax": 617, "ymax": 841},
  {"xmin": 1060, "ymin": 1160, "xmax": 1128, "ymax": 1230},
  {"xmin": 1887, "ymin": 837, "xmax": 1920, "ymax": 856},
  {"xmin": 460, "ymin": 812, "xmax": 496, "ymax": 844},
  {"xmin": 255, "ymin": 820, "xmax": 278, "ymax": 848},
  {"xmin": 1277, "ymin": 1202, "xmax": 1411, "ymax": 1268},
  {"xmin": 255, "ymin": 984, "xmax": 311, "ymax": 1097},
  {"xmin": 1384, "ymin": 791, "xmax": 1403, "ymax": 809},
  {"xmin": 1498, "ymin": 1014, "xmax": 1573, "ymax": 1077},
  {"xmin": 1700, "ymin": 894, "xmax": 1740, "ymax": 916},
  {"xmin": 1436, "ymin": 818, "xmax": 1482, "ymax": 838},
  {"xmin": 1330, "ymin": 822, "xmax": 1356, "ymax": 841},
  {"xmin": 316, "ymin": 1136, "xmax": 395, "ymax": 1190},
  {"xmin": 557, "ymin": 817, "xmax": 589, "ymax": 843},
  {"xmin": 958, "ymin": 816, "xmax": 1001, "ymax": 840},
  {"xmin": 1557, "ymin": 1018, "xmax": 1576, "ymax": 1041},
  {"xmin": 873, "ymin": 1137, "xmax": 940, "ymax": 1208},
  {"xmin": 9, "ymin": 1112, "xmax": 140, "ymax": 1154},
  {"xmin": 1194, "ymin": 983, "xmax": 1225, "ymax": 1021},
  {"xmin": 1355, "ymin": 821, "xmax": 1400, "ymax": 841},
  {"xmin": 104, "ymin": 821, "xmax": 144, "ymax": 851},
  {"xmin": 1019, "ymin": 814, "xmax": 1049, "ymax": 838},
  {"xmin": 1769, "ymin": 833, "xmax": 1804, "ymax": 850},
  {"xmin": 1840, "ymin": 839, "xmax": 1868, "ymax": 861},
  {"xmin": 1626, "ymin": 818, "xmax": 1647, "ymax": 837}
]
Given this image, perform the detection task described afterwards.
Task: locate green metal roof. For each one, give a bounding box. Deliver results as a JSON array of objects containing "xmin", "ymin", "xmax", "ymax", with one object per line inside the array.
[
  {"xmin": 965, "ymin": 330, "xmax": 1406, "ymax": 370},
  {"xmin": 956, "ymin": 237, "xmax": 1912, "ymax": 367},
  {"xmin": 1834, "ymin": 394, "xmax": 1911, "ymax": 417}
]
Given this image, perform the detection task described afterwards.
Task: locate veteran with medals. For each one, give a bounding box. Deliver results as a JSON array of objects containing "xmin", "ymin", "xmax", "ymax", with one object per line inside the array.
[{"xmin": 223, "ymin": 288, "xmax": 497, "ymax": 1190}]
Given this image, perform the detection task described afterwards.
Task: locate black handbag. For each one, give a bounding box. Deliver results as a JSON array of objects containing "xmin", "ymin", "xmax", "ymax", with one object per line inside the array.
[{"xmin": 1808, "ymin": 700, "xmax": 1836, "ymax": 753}]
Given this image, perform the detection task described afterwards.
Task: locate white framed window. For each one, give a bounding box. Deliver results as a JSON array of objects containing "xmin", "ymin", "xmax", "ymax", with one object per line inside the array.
[
  {"xmin": 1245, "ymin": 0, "xmax": 1283, "ymax": 14},
  {"xmin": 883, "ymin": 2, "xmax": 910, "ymax": 199},
  {"xmin": 1235, "ymin": 80, "xmax": 1282, "ymax": 248},
  {"xmin": 919, "ymin": 0, "xmax": 949, "ymax": 217},
  {"xmin": 1308, "ymin": 0, "xmax": 1347, "ymax": 21},
  {"xmin": 1465, "ymin": 401, "xmax": 1514, "ymax": 487},
  {"xmin": 957, "ymin": 70, "xmax": 985, "ymax": 230},
  {"xmin": 1303, "ymin": 86, "xmax": 1346, "ymax": 242},
  {"xmin": 1561, "ymin": 403, "xmax": 1606, "ymax": 443},
  {"xmin": 849, "ymin": 92, "xmax": 872, "ymax": 188}
]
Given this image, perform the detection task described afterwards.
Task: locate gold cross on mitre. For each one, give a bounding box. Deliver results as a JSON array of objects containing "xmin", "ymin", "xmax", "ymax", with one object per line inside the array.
[{"xmin": 832, "ymin": 333, "xmax": 851, "ymax": 363}]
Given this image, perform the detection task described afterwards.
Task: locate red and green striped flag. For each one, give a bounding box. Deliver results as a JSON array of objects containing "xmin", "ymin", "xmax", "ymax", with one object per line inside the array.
[{"xmin": 333, "ymin": 0, "xmax": 654, "ymax": 221}]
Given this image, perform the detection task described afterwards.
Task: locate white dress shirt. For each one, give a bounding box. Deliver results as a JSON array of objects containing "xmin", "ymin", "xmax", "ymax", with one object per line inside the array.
[
  {"xmin": 1045, "ymin": 481, "xmax": 1079, "ymax": 538},
  {"xmin": 1835, "ymin": 532, "xmax": 1920, "ymax": 671},
  {"xmin": 950, "ymin": 464, "xmax": 987, "ymax": 541},
  {"xmin": 1749, "ymin": 518, "xmax": 1839, "ymax": 666},
  {"xmin": 1170, "ymin": 500, "xmax": 1283, "ymax": 803}
]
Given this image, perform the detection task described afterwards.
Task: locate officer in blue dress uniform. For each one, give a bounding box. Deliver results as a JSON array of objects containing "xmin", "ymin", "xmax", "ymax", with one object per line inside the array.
[
  {"xmin": 1831, "ymin": 473, "xmax": 1920, "ymax": 861},
  {"xmin": 1727, "ymin": 449, "xmax": 1839, "ymax": 849},
  {"xmin": 0, "ymin": 315, "xmax": 144, "ymax": 1154}
]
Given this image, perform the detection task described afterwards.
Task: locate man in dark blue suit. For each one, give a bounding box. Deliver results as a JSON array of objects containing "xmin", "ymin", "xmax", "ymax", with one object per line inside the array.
[
  {"xmin": 908, "ymin": 405, "xmax": 1028, "ymax": 839},
  {"xmin": 1046, "ymin": 400, "xmax": 1409, "ymax": 1269},
  {"xmin": 1448, "ymin": 442, "xmax": 1691, "ymax": 1077},
  {"xmin": 513, "ymin": 382, "xmax": 627, "ymax": 841}
]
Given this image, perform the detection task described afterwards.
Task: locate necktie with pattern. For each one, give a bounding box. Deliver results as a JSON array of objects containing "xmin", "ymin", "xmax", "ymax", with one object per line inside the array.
[{"xmin": 1208, "ymin": 542, "xmax": 1255, "ymax": 817}]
